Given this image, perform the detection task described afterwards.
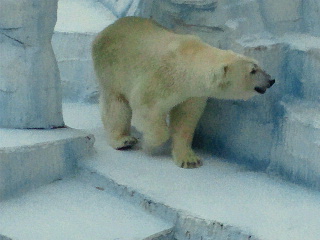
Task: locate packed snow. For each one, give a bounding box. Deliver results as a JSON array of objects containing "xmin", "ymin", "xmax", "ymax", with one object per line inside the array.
[{"xmin": 0, "ymin": 178, "xmax": 172, "ymax": 240}]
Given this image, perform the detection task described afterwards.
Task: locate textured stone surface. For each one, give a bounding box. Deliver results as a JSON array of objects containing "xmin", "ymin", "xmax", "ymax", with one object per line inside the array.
[
  {"xmin": 0, "ymin": 0, "xmax": 64, "ymax": 128},
  {"xmin": 53, "ymin": 0, "xmax": 119, "ymax": 103},
  {"xmin": 259, "ymin": 0, "xmax": 303, "ymax": 34},
  {"xmin": 303, "ymin": 0, "xmax": 320, "ymax": 36},
  {"xmin": 52, "ymin": 32, "xmax": 99, "ymax": 102}
]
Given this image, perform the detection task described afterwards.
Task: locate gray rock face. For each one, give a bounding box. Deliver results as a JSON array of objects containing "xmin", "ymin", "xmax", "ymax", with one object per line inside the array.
[{"xmin": 0, "ymin": 0, "xmax": 64, "ymax": 129}]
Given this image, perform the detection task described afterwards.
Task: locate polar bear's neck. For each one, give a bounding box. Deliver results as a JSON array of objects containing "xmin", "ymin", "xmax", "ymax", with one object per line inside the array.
[{"xmin": 171, "ymin": 43, "xmax": 238, "ymax": 99}]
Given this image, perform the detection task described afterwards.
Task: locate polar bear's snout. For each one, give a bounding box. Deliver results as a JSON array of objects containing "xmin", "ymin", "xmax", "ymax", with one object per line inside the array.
[{"xmin": 253, "ymin": 69, "xmax": 275, "ymax": 94}]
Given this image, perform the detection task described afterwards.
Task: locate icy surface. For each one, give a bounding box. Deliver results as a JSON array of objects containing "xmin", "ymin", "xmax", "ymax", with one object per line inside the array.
[
  {"xmin": 55, "ymin": 0, "xmax": 117, "ymax": 33},
  {"xmin": 64, "ymin": 103, "xmax": 320, "ymax": 240},
  {"xmin": 0, "ymin": 178, "xmax": 172, "ymax": 240}
]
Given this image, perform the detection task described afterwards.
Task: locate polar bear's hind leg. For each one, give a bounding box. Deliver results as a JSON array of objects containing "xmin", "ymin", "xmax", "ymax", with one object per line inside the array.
[{"xmin": 100, "ymin": 94, "xmax": 138, "ymax": 150}]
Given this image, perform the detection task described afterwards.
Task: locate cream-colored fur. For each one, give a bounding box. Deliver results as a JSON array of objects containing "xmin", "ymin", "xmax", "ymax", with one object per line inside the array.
[{"xmin": 92, "ymin": 16, "xmax": 274, "ymax": 168}]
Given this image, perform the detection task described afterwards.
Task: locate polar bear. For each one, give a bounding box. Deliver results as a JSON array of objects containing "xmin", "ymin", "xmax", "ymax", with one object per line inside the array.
[{"xmin": 92, "ymin": 16, "xmax": 275, "ymax": 168}]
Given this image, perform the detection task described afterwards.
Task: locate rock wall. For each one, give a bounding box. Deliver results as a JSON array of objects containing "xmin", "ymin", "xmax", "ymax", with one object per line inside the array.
[
  {"xmin": 136, "ymin": 0, "xmax": 320, "ymax": 190},
  {"xmin": 0, "ymin": 0, "xmax": 64, "ymax": 129},
  {"xmin": 53, "ymin": 0, "xmax": 119, "ymax": 103},
  {"xmin": 52, "ymin": 0, "xmax": 141, "ymax": 103},
  {"xmin": 52, "ymin": 32, "xmax": 99, "ymax": 103}
]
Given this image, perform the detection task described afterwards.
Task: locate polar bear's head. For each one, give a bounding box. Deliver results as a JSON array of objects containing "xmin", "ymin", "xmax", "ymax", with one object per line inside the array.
[{"xmin": 215, "ymin": 57, "xmax": 275, "ymax": 100}]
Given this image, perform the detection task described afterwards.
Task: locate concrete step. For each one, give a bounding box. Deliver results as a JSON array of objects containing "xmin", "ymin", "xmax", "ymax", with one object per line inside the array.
[
  {"xmin": 0, "ymin": 128, "xmax": 94, "ymax": 200},
  {"xmin": 0, "ymin": 177, "xmax": 173, "ymax": 240},
  {"xmin": 64, "ymin": 103, "xmax": 320, "ymax": 240}
]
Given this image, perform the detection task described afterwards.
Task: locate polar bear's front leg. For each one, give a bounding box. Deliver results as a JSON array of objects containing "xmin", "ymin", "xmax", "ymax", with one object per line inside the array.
[{"xmin": 170, "ymin": 97, "xmax": 207, "ymax": 168}]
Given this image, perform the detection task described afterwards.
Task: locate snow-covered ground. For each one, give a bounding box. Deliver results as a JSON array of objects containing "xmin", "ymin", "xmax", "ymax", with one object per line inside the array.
[
  {"xmin": 0, "ymin": 177, "xmax": 172, "ymax": 240},
  {"xmin": 2, "ymin": 103, "xmax": 320, "ymax": 239}
]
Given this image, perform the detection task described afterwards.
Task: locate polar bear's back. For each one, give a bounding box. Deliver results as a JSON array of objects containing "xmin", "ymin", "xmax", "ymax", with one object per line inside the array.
[
  {"xmin": 93, "ymin": 19, "xmax": 169, "ymax": 79},
  {"xmin": 92, "ymin": 17, "xmax": 196, "ymax": 97}
]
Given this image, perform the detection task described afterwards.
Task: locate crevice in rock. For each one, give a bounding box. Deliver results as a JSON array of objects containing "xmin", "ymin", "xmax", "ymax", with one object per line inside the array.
[{"xmin": 0, "ymin": 31, "xmax": 25, "ymax": 46}]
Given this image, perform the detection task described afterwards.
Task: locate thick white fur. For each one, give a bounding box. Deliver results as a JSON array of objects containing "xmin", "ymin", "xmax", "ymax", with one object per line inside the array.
[{"xmin": 92, "ymin": 17, "xmax": 269, "ymax": 168}]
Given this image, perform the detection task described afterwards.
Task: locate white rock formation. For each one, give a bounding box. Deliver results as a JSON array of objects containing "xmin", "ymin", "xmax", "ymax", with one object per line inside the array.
[
  {"xmin": 52, "ymin": 0, "xmax": 141, "ymax": 103},
  {"xmin": 0, "ymin": 0, "xmax": 64, "ymax": 129},
  {"xmin": 53, "ymin": 0, "xmax": 118, "ymax": 103}
]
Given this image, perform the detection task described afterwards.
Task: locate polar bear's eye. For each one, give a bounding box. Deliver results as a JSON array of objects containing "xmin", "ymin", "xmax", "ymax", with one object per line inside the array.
[{"xmin": 250, "ymin": 69, "xmax": 257, "ymax": 74}]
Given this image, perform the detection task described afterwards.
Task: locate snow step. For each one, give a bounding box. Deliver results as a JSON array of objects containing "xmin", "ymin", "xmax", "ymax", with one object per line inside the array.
[
  {"xmin": 0, "ymin": 128, "xmax": 94, "ymax": 200},
  {"xmin": 63, "ymin": 103, "xmax": 320, "ymax": 240},
  {"xmin": 79, "ymin": 131, "xmax": 320, "ymax": 240},
  {"xmin": 0, "ymin": 178, "xmax": 173, "ymax": 240}
]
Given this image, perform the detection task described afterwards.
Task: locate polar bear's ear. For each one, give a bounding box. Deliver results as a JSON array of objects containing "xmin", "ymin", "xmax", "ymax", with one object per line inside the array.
[{"xmin": 213, "ymin": 64, "xmax": 229, "ymax": 82}]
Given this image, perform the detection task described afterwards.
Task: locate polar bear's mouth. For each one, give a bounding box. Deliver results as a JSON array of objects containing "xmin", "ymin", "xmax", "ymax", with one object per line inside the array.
[
  {"xmin": 254, "ymin": 87, "xmax": 267, "ymax": 94},
  {"xmin": 254, "ymin": 79, "xmax": 275, "ymax": 94}
]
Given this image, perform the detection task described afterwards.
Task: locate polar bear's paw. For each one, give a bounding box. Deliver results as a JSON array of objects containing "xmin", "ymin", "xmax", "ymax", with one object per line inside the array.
[
  {"xmin": 111, "ymin": 136, "xmax": 138, "ymax": 150},
  {"xmin": 173, "ymin": 150, "xmax": 203, "ymax": 169}
]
